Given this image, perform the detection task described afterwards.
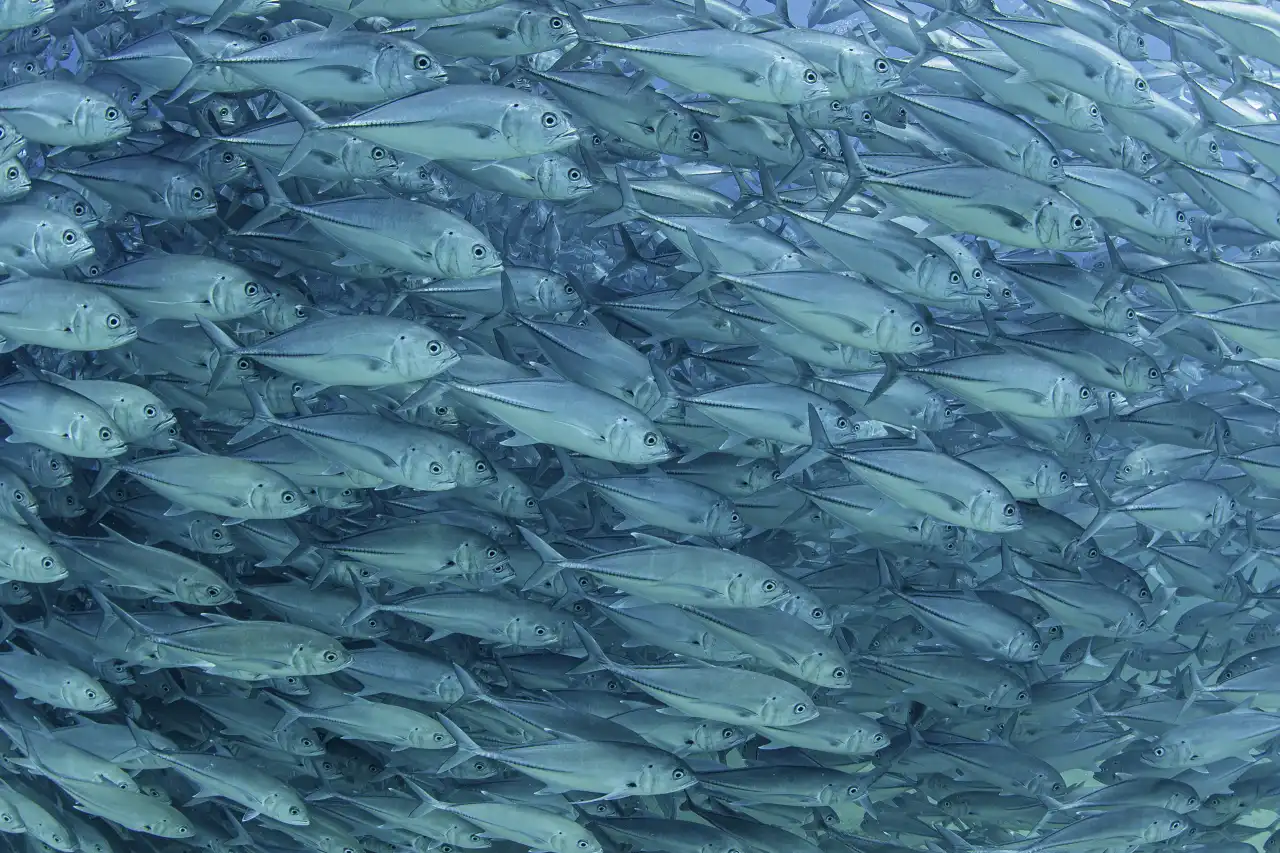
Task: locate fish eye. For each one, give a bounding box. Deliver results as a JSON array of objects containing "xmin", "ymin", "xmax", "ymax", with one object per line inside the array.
[
  {"xmin": 911, "ymin": 322, "xmax": 925, "ymax": 334},
  {"xmin": 567, "ymin": 168, "xmax": 582, "ymax": 181},
  {"xmin": 577, "ymin": 842, "xmax": 590, "ymax": 849},
  {"xmin": 472, "ymin": 245, "xmax": 487, "ymax": 258},
  {"xmin": 371, "ymin": 147, "xmax": 386, "ymax": 160},
  {"xmin": 221, "ymin": 150, "xmax": 235, "ymax": 162},
  {"xmin": 643, "ymin": 432, "xmax": 658, "ymax": 446},
  {"xmin": 427, "ymin": 341, "xmax": 443, "ymax": 355},
  {"xmin": 1148, "ymin": 367, "xmax": 1160, "ymax": 378},
  {"xmin": 245, "ymin": 282, "xmax": 259, "ymax": 296},
  {"xmin": 948, "ymin": 271, "xmax": 961, "ymax": 284},
  {"xmin": 793, "ymin": 702, "xmax": 807, "ymax": 714},
  {"xmin": 1070, "ymin": 215, "xmax": 1084, "ymax": 229},
  {"xmin": 430, "ymin": 463, "xmax": 443, "ymax": 474},
  {"xmin": 105, "ymin": 107, "xmax": 118, "ymax": 120},
  {"xmin": 219, "ymin": 107, "xmax": 229, "ymax": 117},
  {"xmin": 41, "ymin": 557, "xmax": 54, "ymax": 569},
  {"xmin": 281, "ymin": 491, "xmax": 295, "ymax": 503},
  {"xmin": 874, "ymin": 59, "xmax": 888, "ymax": 72},
  {"xmin": 836, "ymin": 417, "xmax": 849, "ymax": 429},
  {"xmin": 414, "ymin": 54, "xmax": 431, "ymax": 69},
  {"xmin": 541, "ymin": 112, "xmax": 559, "ymax": 127},
  {"xmin": 1135, "ymin": 78, "xmax": 1147, "ymax": 91},
  {"xmin": 1126, "ymin": 308, "xmax": 1136, "ymax": 319},
  {"xmin": 834, "ymin": 668, "xmax": 846, "ymax": 679},
  {"xmin": 534, "ymin": 626, "xmax": 547, "ymax": 636},
  {"xmin": 3, "ymin": 167, "xmax": 15, "ymax": 181},
  {"xmin": 11, "ymin": 490, "xmax": 20, "ymax": 501},
  {"xmin": 1079, "ymin": 387, "xmax": 1090, "ymax": 398},
  {"xmin": 475, "ymin": 460, "xmax": 487, "ymax": 472},
  {"xmin": 763, "ymin": 580, "xmax": 777, "ymax": 592},
  {"xmin": 106, "ymin": 313, "xmax": 121, "ymax": 328},
  {"xmin": 73, "ymin": 203, "xmax": 85, "ymax": 216},
  {"xmin": 550, "ymin": 15, "xmax": 563, "ymax": 26},
  {"xmin": 525, "ymin": 497, "xmax": 536, "ymax": 507},
  {"xmin": 1154, "ymin": 746, "xmax": 1165, "ymax": 756},
  {"xmin": 1210, "ymin": 141, "xmax": 1219, "ymax": 152},
  {"xmin": 323, "ymin": 651, "xmax": 338, "ymax": 662},
  {"xmin": 1089, "ymin": 105, "xmax": 1099, "ymax": 116},
  {"xmin": 190, "ymin": 187, "xmax": 204, "ymax": 200},
  {"xmin": 803, "ymin": 69, "xmax": 819, "ymax": 84},
  {"xmin": 61, "ymin": 229, "xmax": 77, "ymax": 243},
  {"xmin": 97, "ymin": 426, "xmax": 112, "ymax": 440},
  {"xmin": 1171, "ymin": 821, "xmax": 1182, "ymax": 830},
  {"xmin": 1003, "ymin": 504, "xmax": 1016, "ymax": 517},
  {"xmin": 811, "ymin": 607, "xmax": 823, "ymax": 619},
  {"xmin": 211, "ymin": 529, "xmax": 223, "ymax": 539}
]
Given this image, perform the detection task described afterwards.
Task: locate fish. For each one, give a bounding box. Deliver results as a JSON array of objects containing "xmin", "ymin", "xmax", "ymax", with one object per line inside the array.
[{"xmin": 0, "ymin": 2, "xmax": 1272, "ymax": 853}]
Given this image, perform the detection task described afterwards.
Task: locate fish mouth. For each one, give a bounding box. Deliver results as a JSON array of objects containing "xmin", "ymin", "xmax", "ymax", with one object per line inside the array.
[
  {"xmin": 551, "ymin": 128, "xmax": 581, "ymax": 149},
  {"xmin": 435, "ymin": 350, "xmax": 463, "ymax": 373}
]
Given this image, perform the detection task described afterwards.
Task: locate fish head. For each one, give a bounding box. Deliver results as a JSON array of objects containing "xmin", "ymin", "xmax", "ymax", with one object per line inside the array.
[
  {"xmin": 60, "ymin": 674, "xmax": 115, "ymax": 712},
  {"xmin": 515, "ymin": 6, "xmax": 578, "ymax": 53},
  {"xmin": 1062, "ymin": 94, "xmax": 1105, "ymax": 132},
  {"xmin": 1121, "ymin": 354, "xmax": 1164, "ymax": 393},
  {"xmin": 1142, "ymin": 738, "xmax": 1188, "ymax": 769},
  {"xmin": 1104, "ymin": 63, "xmax": 1155, "ymax": 111},
  {"xmin": 759, "ymin": 49, "xmax": 825, "ymax": 105},
  {"xmin": 72, "ymin": 91, "xmax": 131, "ymax": 144},
  {"xmin": 162, "ymin": 172, "xmax": 217, "ymax": 220},
  {"xmin": 1119, "ymin": 135, "xmax": 1155, "ymax": 174},
  {"xmin": 1185, "ymin": 132, "xmax": 1223, "ymax": 168},
  {"xmin": 209, "ymin": 273, "xmax": 272, "ymax": 319},
  {"xmin": 533, "ymin": 152, "xmax": 593, "ymax": 201},
  {"xmin": 1034, "ymin": 460, "xmax": 1072, "ymax": 498},
  {"xmin": 198, "ymin": 145, "xmax": 249, "ymax": 185},
  {"xmin": 1099, "ymin": 293, "xmax": 1140, "ymax": 335},
  {"xmin": 500, "ymin": 98, "xmax": 579, "ymax": 156},
  {"xmin": 1024, "ymin": 140, "xmax": 1066, "ymax": 186},
  {"xmin": 1115, "ymin": 24, "xmax": 1148, "ymax": 61},
  {"xmin": 1033, "ymin": 197, "xmax": 1103, "ymax": 252},
  {"xmin": 843, "ymin": 51, "xmax": 899, "ymax": 99},
  {"xmin": 261, "ymin": 791, "xmax": 310, "ymax": 826},
  {"xmin": 605, "ymin": 416, "xmax": 675, "ymax": 464},
  {"xmin": 650, "ymin": 108, "xmax": 708, "ymax": 158},
  {"xmin": 764, "ymin": 692, "xmax": 819, "ymax": 727},
  {"xmin": 72, "ymin": 295, "xmax": 136, "ymax": 349},
  {"xmin": 391, "ymin": 326, "xmax": 458, "ymax": 379},
  {"xmin": 0, "ymin": 158, "xmax": 28, "ymax": 201},
  {"xmin": 16, "ymin": 544, "xmax": 66, "ymax": 582},
  {"xmin": 176, "ymin": 574, "xmax": 233, "ymax": 606},
  {"xmin": 378, "ymin": 38, "xmax": 448, "ymax": 94},
  {"xmin": 250, "ymin": 478, "xmax": 310, "ymax": 519},
  {"xmin": 34, "ymin": 214, "xmax": 95, "ymax": 271},
  {"xmin": 1049, "ymin": 374, "xmax": 1099, "ymax": 418},
  {"xmin": 439, "ymin": 229, "xmax": 502, "ymax": 280},
  {"xmin": 291, "ymin": 637, "xmax": 353, "ymax": 676},
  {"xmin": 68, "ymin": 410, "xmax": 128, "ymax": 457},
  {"xmin": 341, "ymin": 137, "xmax": 398, "ymax": 182}
]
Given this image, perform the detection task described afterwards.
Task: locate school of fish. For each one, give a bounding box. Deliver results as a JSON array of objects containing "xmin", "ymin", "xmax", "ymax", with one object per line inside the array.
[{"xmin": 4, "ymin": 0, "xmax": 1280, "ymax": 849}]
